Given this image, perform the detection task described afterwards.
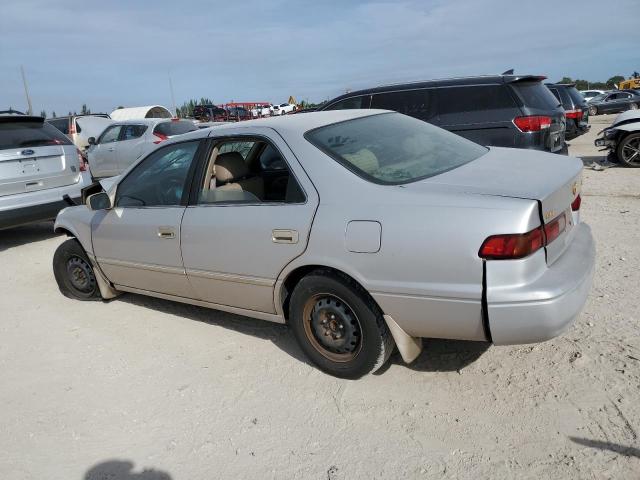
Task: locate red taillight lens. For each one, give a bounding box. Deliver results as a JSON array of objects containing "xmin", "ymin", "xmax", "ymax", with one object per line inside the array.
[
  {"xmin": 479, "ymin": 227, "xmax": 544, "ymax": 260},
  {"xmin": 479, "ymin": 212, "xmax": 567, "ymax": 260},
  {"xmin": 153, "ymin": 132, "xmax": 168, "ymax": 144},
  {"xmin": 571, "ymin": 195, "xmax": 581, "ymax": 211},
  {"xmin": 69, "ymin": 121, "xmax": 76, "ymax": 135},
  {"xmin": 565, "ymin": 109, "xmax": 583, "ymax": 120},
  {"xmin": 543, "ymin": 212, "xmax": 567, "ymax": 245},
  {"xmin": 513, "ymin": 115, "xmax": 552, "ymax": 132}
]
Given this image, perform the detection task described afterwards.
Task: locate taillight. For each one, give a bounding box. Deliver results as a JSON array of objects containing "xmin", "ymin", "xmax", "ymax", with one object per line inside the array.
[
  {"xmin": 479, "ymin": 228, "xmax": 544, "ymax": 260},
  {"xmin": 479, "ymin": 212, "xmax": 567, "ymax": 260},
  {"xmin": 76, "ymin": 148, "xmax": 87, "ymax": 172},
  {"xmin": 543, "ymin": 212, "xmax": 566, "ymax": 245},
  {"xmin": 565, "ymin": 109, "xmax": 583, "ymax": 120},
  {"xmin": 69, "ymin": 121, "xmax": 76, "ymax": 135},
  {"xmin": 513, "ymin": 115, "xmax": 552, "ymax": 132},
  {"xmin": 571, "ymin": 194, "xmax": 581, "ymax": 211},
  {"xmin": 153, "ymin": 132, "xmax": 168, "ymax": 144}
]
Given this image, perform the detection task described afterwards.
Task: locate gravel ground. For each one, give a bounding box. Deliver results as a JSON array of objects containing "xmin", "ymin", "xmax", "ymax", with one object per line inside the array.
[{"xmin": 1, "ymin": 115, "xmax": 638, "ymax": 479}]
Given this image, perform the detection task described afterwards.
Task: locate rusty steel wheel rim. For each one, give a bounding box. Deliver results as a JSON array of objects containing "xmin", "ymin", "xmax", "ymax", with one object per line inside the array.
[{"xmin": 302, "ymin": 293, "xmax": 363, "ymax": 363}]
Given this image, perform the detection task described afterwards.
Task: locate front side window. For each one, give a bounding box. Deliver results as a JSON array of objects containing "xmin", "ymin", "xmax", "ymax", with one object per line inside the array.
[
  {"xmin": 116, "ymin": 140, "xmax": 200, "ymax": 207},
  {"xmin": 326, "ymin": 96, "xmax": 369, "ymax": 110},
  {"xmin": 99, "ymin": 125, "xmax": 122, "ymax": 144},
  {"xmin": 305, "ymin": 112, "xmax": 487, "ymax": 185}
]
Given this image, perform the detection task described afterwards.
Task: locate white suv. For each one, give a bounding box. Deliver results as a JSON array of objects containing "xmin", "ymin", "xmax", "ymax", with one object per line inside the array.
[
  {"xmin": 0, "ymin": 114, "xmax": 86, "ymax": 230},
  {"xmin": 276, "ymin": 103, "xmax": 297, "ymax": 115}
]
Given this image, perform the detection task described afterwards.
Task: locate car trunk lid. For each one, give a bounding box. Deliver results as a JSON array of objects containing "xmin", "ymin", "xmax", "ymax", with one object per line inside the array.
[{"xmin": 415, "ymin": 147, "xmax": 582, "ymax": 264}]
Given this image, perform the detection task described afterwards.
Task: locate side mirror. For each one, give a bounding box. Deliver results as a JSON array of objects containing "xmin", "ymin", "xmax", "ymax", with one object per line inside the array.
[
  {"xmin": 87, "ymin": 137, "xmax": 96, "ymax": 145},
  {"xmin": 86, "ymin": 192, "xmax": 111, "ymax": 210}
]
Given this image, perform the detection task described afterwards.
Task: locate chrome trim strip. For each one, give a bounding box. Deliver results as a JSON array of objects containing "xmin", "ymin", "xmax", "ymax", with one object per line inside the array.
[
  {"xmin": 96, "ymin": 257, "xmax": 186, "ymax": 275},
  {"xmin": 186, "ymin": 268, "xmax": 274, "ymax": 287},
  {"xmin": 114, "ymin": 284, "xmax": 285, "ymax": 324}
]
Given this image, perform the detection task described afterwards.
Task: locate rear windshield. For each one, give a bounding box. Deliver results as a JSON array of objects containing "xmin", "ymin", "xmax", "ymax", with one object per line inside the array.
[
  {"xmin": 511, "ymin": 82, "xmax": 561, "ymax": 109},
  {"xmin": 48, "ymin": 118, "xmax": 70, "ymax": 134},
  {"xmin": 153, "ymin": 121, "xmax": 197, "ymax": 136},
  {"xmin": 566, "ymin": 86, "xmax": 587, "ymax": 106},
  {"xmin": 305, "ymin": 112, "xmax": 487, "ymax": 185},
  {"xmin": 0, "ymin": 120, "xmax": 73, "ymax": 150}
]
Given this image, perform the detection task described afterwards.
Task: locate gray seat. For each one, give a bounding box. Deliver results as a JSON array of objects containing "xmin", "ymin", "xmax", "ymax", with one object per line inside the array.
[{"xmin": 214, "ymin": 152, "xmax": 264, "ymax": 200}]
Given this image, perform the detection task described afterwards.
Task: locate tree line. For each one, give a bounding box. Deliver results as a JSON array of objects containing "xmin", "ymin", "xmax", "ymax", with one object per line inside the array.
[{"xmin": 556, "ymin": 72, "xmax": 639, "ymax": 90}]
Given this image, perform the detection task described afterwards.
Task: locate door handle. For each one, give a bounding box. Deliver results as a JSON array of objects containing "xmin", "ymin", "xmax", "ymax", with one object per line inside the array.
[
  {"xmin": 157, "ymin": 226, "xmax": 176, "ymax": 239},
  {"xmin": 272, "ymin": 229, "xmax": 298, "ymax": 244},
  {"xmin": 107, "ymin": 147, "xmax": 115, "ymax": 152}
]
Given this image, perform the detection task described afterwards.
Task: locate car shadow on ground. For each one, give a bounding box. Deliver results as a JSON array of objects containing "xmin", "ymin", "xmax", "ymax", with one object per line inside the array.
[
  {"xmin": 119, "ymin": 293, "xmax": 491, "ymax": 375},
  {"xmin": 579, "ymin": 155, "xmax": 619, "ymax": 170},
  {"xmin": 85, "ymin": 460, "xmax": 172, "ymax": 480},
  {"xmin": 376, "ymin": 338, "xmax": 491, "ymax": 375},
  {"xmin": 0, "ymin": 221, "xmax": 59, "ymax": 252},
  {"xmin": 569, "ymin": 437, "xmax": 640, "ymax": 458}
]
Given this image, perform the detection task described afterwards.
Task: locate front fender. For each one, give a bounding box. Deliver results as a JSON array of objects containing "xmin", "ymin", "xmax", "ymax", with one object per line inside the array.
[{"xmin": 53, "ymin": 205, "xmax": 95, "ymax": 255}]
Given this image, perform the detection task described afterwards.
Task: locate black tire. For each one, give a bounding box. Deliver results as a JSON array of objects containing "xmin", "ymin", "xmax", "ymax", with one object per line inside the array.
[
  {"xmin": 53, "ymin": 238, "xmax": 102, "ymax": 300},
  {"xmin": 289, "ymin": 270, "xmax": 394, "ymax": 379},
  {"xmin": 616, "ymin": 132, "xmax": 640, "ymax": 168},
  {"xmin": 589, "ymin": 105, "xmax": 598, "ymax": 116}
]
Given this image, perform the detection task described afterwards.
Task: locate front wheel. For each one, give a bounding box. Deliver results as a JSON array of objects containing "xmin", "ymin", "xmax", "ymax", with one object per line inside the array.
[
  {"xmin": 289, "ymin": 271, "xmax": 394, "ymax": 378},
  {"xmin": 589, "ymin": 105, "xmax": 598, "ymax": 116},
  {"xmin": 53, "ymin": 239, "xmax": 102, "ymax": 300},
  {"xmin": 616, "ymin": 132, "xmax": 640, "ymax": 168}
]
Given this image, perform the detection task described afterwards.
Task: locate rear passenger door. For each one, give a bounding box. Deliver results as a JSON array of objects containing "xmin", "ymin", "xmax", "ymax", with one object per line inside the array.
[
  {"xmin": 370, "ymin": 89, "xmax": 434, "ymax": 122},
  {"xmin": 430, "ymin": 85, "xmax": 518, "ymax": 147},
  {"xmin": 90, "ymin": 125, "xmax": 122, "ymax": 178},
  {"xmin": 116, "ymin": 124, "xmax": 148, "ymax": 172}
]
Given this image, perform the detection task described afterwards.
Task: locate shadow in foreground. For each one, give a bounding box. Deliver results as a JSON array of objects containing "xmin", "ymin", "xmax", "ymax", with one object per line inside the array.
[
  {"xmin": 85, "ymin": 460, "xmax": 171, "ymax": 480},
  {"xmin": 0, "ymin": 221, "xmax": 59, "ymax": 252},
  {"xmin": 569, "ymin": 437, "xmax": 640, "ymax": 458},
  {"xmin": 376, "ymin": 338, "xmax": 491, "ymax": 375},
  {"xmin": 579, "ymin": 155, "xmax": 619, "ymax": 169}
]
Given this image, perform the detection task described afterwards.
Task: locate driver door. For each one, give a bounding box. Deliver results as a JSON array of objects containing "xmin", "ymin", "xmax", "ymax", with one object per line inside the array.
[
  {"xmin": 92, "ymin": 140, "xmax": 203, "ymax": 298},
  {"xmin": 89, "ymin": 125, "xmax": 122, "ymax": 178}
]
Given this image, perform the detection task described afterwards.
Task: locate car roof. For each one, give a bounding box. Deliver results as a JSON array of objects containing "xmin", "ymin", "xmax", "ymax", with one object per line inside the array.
[
  {"xmin": 169, "ymin": 110, "xmax": 387, "ymax": 143},
  {"xmin": 112, "ymin": 118, "xmax": 187, "ymax": 126}
]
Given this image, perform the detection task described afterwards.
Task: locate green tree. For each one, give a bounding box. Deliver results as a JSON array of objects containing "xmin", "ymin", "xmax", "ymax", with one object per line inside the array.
[
  {"xmin": 607, "ymin": 76, "xmax": 625, "ymax": 88},
  {"xmin": 39, "ymin": 110, "xmax": 47, "ymax": 118},
  {"xmin": 81, "ymin": 104, "xmax": 91, "ymax": 115},
  {"xmin": 558, "ymin": 76, "xmax": 573, "ymax": 84}
]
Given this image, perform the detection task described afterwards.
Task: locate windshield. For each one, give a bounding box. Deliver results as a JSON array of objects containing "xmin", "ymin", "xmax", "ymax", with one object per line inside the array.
[
  {"xmin": 305, "ymin": 112, "xmax": 487, "ymax": 185},
  {"xmin": 0, "ymin": 120, "xmax": 72, "ymax": 150}
]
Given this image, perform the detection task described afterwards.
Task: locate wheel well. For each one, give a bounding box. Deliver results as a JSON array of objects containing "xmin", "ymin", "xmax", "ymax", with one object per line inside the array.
[
  {"xmin": 280, "ymin": 265, "xmax": 382, "ymax": 321},
  {"xmin": 54, "ymin": 226, "xmax": 74, "ymax": 237}
]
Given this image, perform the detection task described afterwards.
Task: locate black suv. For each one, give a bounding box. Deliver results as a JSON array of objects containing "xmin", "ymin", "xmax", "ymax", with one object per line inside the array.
[
  {"xmin": 320, "ymin": 75, "xmax": 567, "ymax": 154},
  {"xmin": 193, "ymin": 105, "xmax": 228, "ymax": 121},
  {"xmin": 545, "ymin": 83, "xmax": 589, "ymax": 140}
]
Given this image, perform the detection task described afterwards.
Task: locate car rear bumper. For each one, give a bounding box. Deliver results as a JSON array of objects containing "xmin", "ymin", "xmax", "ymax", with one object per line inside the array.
[
  {"xmin": 487, "ymin": 222, "xmax": 595, "ymax": 345},
  {"xmin": 0, "ymin": 173, "xmax": 88, "ymax": 230}
]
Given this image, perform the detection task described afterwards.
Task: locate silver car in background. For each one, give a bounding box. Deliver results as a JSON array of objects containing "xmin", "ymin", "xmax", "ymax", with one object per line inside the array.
[
  {"xmin": 1, "ymin": 114, "xmax": 86, "ymax": 230},
  {"xmin": 86, "ymin": 118, "xmax": 197, "ymax": 178},
  {"xmin": 53, "ymin": 110, "xmax": 595, "ymax": 378}
]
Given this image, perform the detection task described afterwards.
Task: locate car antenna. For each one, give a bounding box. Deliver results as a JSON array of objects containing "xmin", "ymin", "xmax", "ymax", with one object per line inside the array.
[{"xmin": 502, "ymin": 69, "xmax": 514, "ymax": 75}]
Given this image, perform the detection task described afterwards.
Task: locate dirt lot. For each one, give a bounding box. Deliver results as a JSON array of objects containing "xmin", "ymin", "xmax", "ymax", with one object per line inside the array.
[{"xmin": 1, "ymin": 115, "xmax": 638, "ymax": 479}]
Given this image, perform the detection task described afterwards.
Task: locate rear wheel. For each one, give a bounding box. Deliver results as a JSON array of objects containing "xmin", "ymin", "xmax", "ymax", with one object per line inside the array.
[
  {"xmin": 589, "ymin": 105, "xmax": 598, "ymax": 116},
  {"xmin": 616, "ymin": 133, "xmax": 640, "ymax": 168},
  {"xmin": 289, "ymin": 270, "xmax": 394, "ymax": 378},
  {"xmin": 53, "ymin": 239, "xmax": 102, "ymax": 300}
]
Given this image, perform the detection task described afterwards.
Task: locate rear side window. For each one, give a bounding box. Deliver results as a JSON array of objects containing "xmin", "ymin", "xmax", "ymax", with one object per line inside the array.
[
  {"xmin": 434, "ymin": 85, "xmax": 516, "ymax": 115},
  {"xmin": 326, "ymin": 96, "xmax": 370, "ymax": 110},
  {"xmin": 48, "ymin": 118, "xmax": 70, "ymax": 135},
  {"xmin": 305, "ymin": 112, "xmax": 487, "ymax": 185},
  {"xmin": 0, "ymin": 120, "xmax": 72, "ymax": 150},
  {"xmin": 153, "ymin": 121, "xmax": 197, "ymax": 137},
  {"xmin": 371, "ymin": 89, "xmax": 433, "ymax": 121},
  {"xmin": 511, "ymin": 82, "xmax": 560, "ymax": 109},
  {"xmin": 122, "ymin": 124, "xmax": 148, "ymax": 140}
]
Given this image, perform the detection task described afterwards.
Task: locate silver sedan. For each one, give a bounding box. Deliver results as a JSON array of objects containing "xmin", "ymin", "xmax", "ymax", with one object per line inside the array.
[{"xmin": 52, "ymin": 110, "xmax": 595, "ymax": 378}]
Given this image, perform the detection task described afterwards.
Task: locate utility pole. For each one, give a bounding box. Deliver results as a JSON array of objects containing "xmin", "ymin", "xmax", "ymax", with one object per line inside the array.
[
  {"xmin": 21, "ymin": 66, "xmax": 33, "ymax": 115},
  {"xmin": 168, "ymin": 70, "xmax": 177, "ymax": 117}
]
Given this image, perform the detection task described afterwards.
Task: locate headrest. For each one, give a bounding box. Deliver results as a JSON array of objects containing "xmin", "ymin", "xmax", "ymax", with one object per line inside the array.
[{"xmin": 215, "ymin": 152, "xmax": 248, "ymax": 183}]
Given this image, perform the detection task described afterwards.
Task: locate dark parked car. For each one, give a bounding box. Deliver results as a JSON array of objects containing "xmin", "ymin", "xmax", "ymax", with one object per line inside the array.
[
  {"xmin": 587, "ymin": 91, "xmax": 639, "ymax": 116},
  {"xmin": 546, "ymin": 83, "xmax": 590, "ymax": 140},
  {"xmin": 320, "ymin": 75, "xmax": 567, "ymax": 154},
  {"xmin": 225, "ymin": 106, "xmax": 252, "ymax": 121},
  {"xmin": 193, "ymin": 105, "xmax": 228, "ymax": 121}
]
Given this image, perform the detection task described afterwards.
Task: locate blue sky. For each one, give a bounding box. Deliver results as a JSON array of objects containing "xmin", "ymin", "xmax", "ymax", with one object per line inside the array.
[{"xmin": 1, "ymin": 0, "xmax": 639, "ymax": 116}]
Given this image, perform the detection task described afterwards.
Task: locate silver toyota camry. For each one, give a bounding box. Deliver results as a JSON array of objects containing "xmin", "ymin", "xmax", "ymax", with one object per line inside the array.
[{"xmin": 52, "ymin": 110, "xmax": 595, "ymax": 378}]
